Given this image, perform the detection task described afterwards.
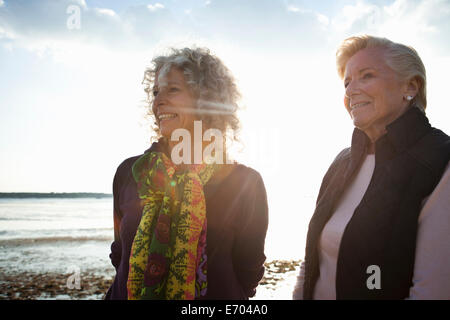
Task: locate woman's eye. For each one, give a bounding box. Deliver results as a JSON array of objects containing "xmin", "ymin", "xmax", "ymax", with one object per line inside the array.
[
  {"xmin": 168, "ymin": 87, "xmax": 179, "ymax": 92},
  {"xmin": 152, "ymin": 90, "xmax": 159, "ymax": 97},
  {"xmin": 362, "ymin": 73, "xmax": 373, "ymax": 79},
  {"xmin": 344, "ymin": 81, "xmax": 349, "ymax": 88}
]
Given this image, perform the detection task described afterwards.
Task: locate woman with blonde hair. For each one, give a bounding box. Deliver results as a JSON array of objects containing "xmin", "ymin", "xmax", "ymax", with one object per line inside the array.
[
  {"xmin": 106, "ymin": 47, "xmax": 268, "ymax": 300},
  {"xmin": 294, "ymin": 35, "xmax": 450, "ymax": 299}
]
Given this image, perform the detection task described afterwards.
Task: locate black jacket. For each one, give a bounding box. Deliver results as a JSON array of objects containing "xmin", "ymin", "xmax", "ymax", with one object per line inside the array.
[{"xmin": 303, "ymin": 107, "xmax": 450, "ymax": 299}]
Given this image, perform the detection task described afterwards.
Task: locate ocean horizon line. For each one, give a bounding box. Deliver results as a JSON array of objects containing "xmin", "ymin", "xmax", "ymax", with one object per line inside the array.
[{"xmin": 0, "ymin": 192, "xmax": 112, "ymax": 199}]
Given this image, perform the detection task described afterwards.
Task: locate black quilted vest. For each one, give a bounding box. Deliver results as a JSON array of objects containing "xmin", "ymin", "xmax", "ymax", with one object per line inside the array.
[{"xmin": 303, "ymin": 107, "xmax": 450, "ymax": 299}]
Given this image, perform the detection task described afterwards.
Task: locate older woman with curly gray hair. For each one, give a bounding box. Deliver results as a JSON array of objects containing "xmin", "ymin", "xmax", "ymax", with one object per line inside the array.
[
  {"xmin": 106, "ymin": 47, "xmax": 268, "ymax": 300},
  {"xmin": 145, "ymin": 47, "xmax": 241, "ymax": 143},
  {"xmin": 294, "ymin": 35, "xmax": 450, "ymax": 300}
]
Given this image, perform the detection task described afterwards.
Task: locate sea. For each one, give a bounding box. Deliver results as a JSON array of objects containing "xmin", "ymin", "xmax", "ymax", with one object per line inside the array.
[
  {"xmin": 0, "ymin": 198, "xmax": 115, "ymax": 277},
  {"xmin": 0, "ymin": 196, "xmax": 307, "ymax": 299}
]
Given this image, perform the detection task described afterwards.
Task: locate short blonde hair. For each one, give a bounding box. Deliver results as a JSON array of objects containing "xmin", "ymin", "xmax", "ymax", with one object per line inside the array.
[
  {"xmin": 336, "ymin": 35, "xmax": 427, "ymax": 111},
  {"xmin": 143, "ymin": 47, "xmax": 241, "ymax": 141}
]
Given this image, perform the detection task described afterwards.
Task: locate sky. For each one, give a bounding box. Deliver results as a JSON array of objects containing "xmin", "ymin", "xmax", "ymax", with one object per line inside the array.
[{"xmin": 1, "ymin": 0, "xmax": 450, "ymax": 258}]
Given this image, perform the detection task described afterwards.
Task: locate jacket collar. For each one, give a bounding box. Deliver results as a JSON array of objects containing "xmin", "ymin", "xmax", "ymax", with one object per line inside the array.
[
  {"xmin": 351, "ymin": 107, "xmax": 432, "ymax": 162},
  {"xmin": 144, "ymin": 138, "xmax": 170, "ymax": 155}
]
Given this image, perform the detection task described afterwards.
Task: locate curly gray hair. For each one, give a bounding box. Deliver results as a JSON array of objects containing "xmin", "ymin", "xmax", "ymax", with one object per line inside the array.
[{"xmin": 143, "ymin": 47, "xmax": 241, "ymax": 141}]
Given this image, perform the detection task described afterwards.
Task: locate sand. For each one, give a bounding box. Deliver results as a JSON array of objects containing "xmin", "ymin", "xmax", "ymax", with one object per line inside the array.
[{"xmin": 0, "ymin": 260, "xmax": 301, "ymax": 300}]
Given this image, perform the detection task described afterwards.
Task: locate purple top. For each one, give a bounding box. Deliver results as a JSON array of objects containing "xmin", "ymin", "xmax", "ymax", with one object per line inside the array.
[{"xmin": 105, "ymin": 145, "xmax": 269, "ymax": 300}]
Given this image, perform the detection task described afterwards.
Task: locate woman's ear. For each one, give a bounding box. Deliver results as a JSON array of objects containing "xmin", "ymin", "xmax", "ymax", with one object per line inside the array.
[{"xmin": 404, "ymin": 76, "xmax": 420, "ymax": 100}]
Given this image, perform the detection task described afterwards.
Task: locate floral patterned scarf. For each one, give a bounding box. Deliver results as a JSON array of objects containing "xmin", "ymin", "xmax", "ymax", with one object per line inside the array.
[{"xmin": 127, "ymin": 144, "xmax": 218, "ymax": 300}]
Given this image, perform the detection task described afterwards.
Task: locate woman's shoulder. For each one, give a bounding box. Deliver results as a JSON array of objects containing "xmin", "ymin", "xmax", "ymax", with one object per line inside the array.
[
  {"xmin": 113, "ymin": 152, "xmax": 149, "ymax": 186},
  {"xmin": 333, "ymin": 147, "xmax": 352, "ymax": 164},
  {"xmin": 207, "ymin": 163, "xmax": 265, "ymax": 192},
  {"xmin": 410, "ymin": 127, "xmax": 450, "ymax": 180},
  {"xmin": 114, "ymin": 142, "xmax": 166, "ymax": 178},
  {"xmin": 236, "ymin": 164, "xmax": 265, "ymax": 184},
  {"xmin": 228, "ymin": 163, "xmax": 264, "ymax": 182},
  {"xmin": 320, "ymin": 147, "xmax": 352, "ymax": 181},
  {"xmin": 222, "ymin": 163, "xmax": 266, "ymax": 194},
  {"xmin": 116, "ymin": 154, "xmax": 142, "ymax": 175},
  {"xmin": 115, "ymin": 143, "xmax": 155, "ymax": 175}
]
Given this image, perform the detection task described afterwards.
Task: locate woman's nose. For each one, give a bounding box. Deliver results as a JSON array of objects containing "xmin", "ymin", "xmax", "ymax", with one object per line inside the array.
[
  {"xmin": 154, "ymin": 88, "xmax": 167, "ymax": 106},
  {"xmin": 152, "ymin": 90, "xmax": 166, "ymax": 115},
  {"xmin": 345, "ymin": 80, "xmax": 359, "ymax": 99},
  {"xmin": 345, "ymin": 82, "xmax": 352, "ymax": 98}
]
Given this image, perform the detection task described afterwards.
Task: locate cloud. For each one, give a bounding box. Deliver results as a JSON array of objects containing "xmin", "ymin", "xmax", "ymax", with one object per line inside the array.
[
  {"xmin": 330, "ymin": 0, "xmax": 450, "ymax": 41},
  {"xmin": 1, "ymin": 0, "xmax": 450, "ymax": 61},
  {"xmin": 0, "ymin": 24, "xmax": 14, "ymax": 40},
  {"xmin": 331, "ymin": 1, "xmax": 381, "ymax": 33},
  {"xmin": 0, "ymin": 0, "xmax": 332, "ymax": 57},
  {"xmin": 316, "ymin": 13, "xmax": 329, "ymax": 27},
  {"xmin": 0, "ymin": 0, "xmax": 140, "ymax": 57},
  {"xmin": 182, "ymin": 0, "xmax": 332, "ymax": 52},
  {"xmin": 95, "ymin": 8, "xmax": 117, "ymax": 18},
  {"xmin": 285, "ymin": 4, "xmax": 330, "ymax": 30},
  {"xmin": 147, "ymin": 3, "xmax": 164, "ymax": 12},
  {"xmin": 286, "ymin": 5, "xmax": 311, "ymax": 14},
  {"xmin": 287, "ymin": 5, "xmax": 301, "ymax": 13}
]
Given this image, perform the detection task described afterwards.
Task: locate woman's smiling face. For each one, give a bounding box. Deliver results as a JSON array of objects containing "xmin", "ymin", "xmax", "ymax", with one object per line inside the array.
[
  {"xmin": 343, "ymin": 47, "xmax": 410, "ymax": 142},
  {"xmin": 152, "ymin": 67, "xmax": 198, "ymax": 139}
]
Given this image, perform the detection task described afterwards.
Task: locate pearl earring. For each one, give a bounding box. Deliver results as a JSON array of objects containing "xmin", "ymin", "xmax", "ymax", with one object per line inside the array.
[{"xmin": 406, "ymin": 96, "xmax": 413, "ymax": 101}]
